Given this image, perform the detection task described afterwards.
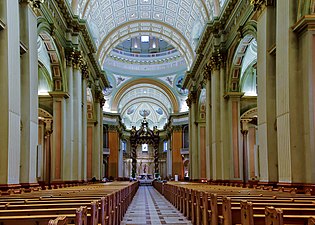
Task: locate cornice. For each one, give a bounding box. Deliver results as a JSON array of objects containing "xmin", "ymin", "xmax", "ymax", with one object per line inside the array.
[
  {"xmin": 292, "ymin": 15, "xmax": 315, "ymax": 34},
  {"xmin": 250, "ymin": 0, "xmax": 274, "ymax": 12},
  {"xmin": 41, "ymin": 0, "xmax": 109, "ymax": 89}
]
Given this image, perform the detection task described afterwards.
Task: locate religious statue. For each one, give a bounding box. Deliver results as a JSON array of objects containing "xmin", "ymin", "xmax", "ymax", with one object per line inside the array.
[
  {"xmin": 153, "ymin": 126, "xmax": 159, "ymax": 136},
  {"xmin": 143, "ymin": 164, "xmax": 147, "ymax": 173},
  {"xmin": 131, "ymin": 126, "xmax": 136, "ymax": 136}
]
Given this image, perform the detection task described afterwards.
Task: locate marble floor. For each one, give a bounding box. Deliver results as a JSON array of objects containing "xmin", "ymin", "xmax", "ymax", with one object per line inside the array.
[{"xmin": 121, "ymin": 186, "xmax": 192, "ymax": 225}]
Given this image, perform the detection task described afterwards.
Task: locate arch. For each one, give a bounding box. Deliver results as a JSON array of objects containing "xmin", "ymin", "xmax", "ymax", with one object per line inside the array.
[
  {"xmin": 97, "ymin": 21, "xmax": 194, "ymax": 69},
  {"xmin": 38, "ymin": 19, "xmax": 65, "ymax": 92},
  {"xmin": 228, "ymin": 34, "xmax": 257, "ymax": 92},
  {"xmin": 112, "ymin": 78, "xmax": 179, "ymax": 113},
  {"xmin": 226, "ymin": 21, "xmax": 257, "ymax": 92},
  {"xmin": 241, "ymin": 107, "xmax": 257, "ymax": 120}
]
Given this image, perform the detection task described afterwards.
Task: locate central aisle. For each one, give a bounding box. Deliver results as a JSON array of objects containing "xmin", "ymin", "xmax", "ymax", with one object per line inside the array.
[{"xmin": 122, "ymin": 186, "xmax": 192, "ymax": 225}]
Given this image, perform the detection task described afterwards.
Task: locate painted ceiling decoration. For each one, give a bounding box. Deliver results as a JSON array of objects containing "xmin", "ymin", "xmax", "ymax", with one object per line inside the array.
[
  {"xmin": 78, "ymin": 0, "xmax": 224, "ymax": 69},
  {"xmin": 73, "ymin": 0, "xmax": 228, "ymax": 129}
]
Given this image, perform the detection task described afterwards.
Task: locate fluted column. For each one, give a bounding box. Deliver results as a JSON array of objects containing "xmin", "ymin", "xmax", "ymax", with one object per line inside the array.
[
  {"xmin": 187, "ymin": 91, "xmax": 198, "ymax": 180},
  {"xmin": 0, "ymin": 0, "xmax": 21, "ymax": 186},
  {"xmin": 81, "ymin": 65, "xmax": 89, "ymax": 181},
  {"xmin": 204, "ymin": 67, "xmax": 212, "ymax": 180},
  {"xmin": 64, "ymin": 52, "xmax": 74, "ymax": 181},
  {"xmin": 210, "ymin": 58, "xmax": 222, "ymax": 180},
  {"xmin": 241, "ymin": 120, "xmax": 250, "ymax": 184},
  {"xmin": 93, "ymin": 89, "xmax": 104, "ymax": 179},
  {"xmin": 72, "ymin": 51, "xmax": 83, "ymax": 181},
  {"xmin": 19, "ymin": 1, "xmax": 39, "ymax": 187},
  {"xmin": 220, "ymin": 60, "xmax": 229, "ymax": 180},
  {"xmin": 255, "ymin": 1, "xmax": 278, "ymax": 184},
  {"xmin": 276, "ymin": 0, "xmax": 302, "ymax": 183},
  {"xmin": 293, "ymin": 2, "xmax": 315, "ymax": 183}
]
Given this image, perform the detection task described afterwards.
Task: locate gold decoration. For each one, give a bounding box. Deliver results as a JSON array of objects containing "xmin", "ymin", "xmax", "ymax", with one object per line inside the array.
[
  {"xmin": 72, "ymin": 50, "xmax": 84, "ymax": 69},
  {"xmin": 250, "ymin": 0, "xmax": 274, "ymax": 11},
  {"xmin": 20, "ymin": 0, "xmax": 44, "ymax": 10}
]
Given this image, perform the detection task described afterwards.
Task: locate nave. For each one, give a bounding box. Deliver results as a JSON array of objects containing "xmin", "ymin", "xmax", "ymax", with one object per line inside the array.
[{"xmin": 122, "ymin": 186, "xmax": 191, "ymax": 225}]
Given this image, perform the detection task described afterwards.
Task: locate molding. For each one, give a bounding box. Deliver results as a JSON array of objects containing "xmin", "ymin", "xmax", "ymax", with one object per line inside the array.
[
  {"xmin": 292, "ymin": 15, "xmax": 315, "ymax": 34},
  {"xmin": 224, "ymin": 92, "xmax": 244, "ymax": 99},
  {"xmin": 20, "ymin": 41, "xmax": 28, "ymax": 55},
  {"xmin": 0, "ymin": 19, "xmax": 5, "ymax": 31},
  {"xmin": 49, "ymin": 91, "xmax": 70, "ymax": 99}
]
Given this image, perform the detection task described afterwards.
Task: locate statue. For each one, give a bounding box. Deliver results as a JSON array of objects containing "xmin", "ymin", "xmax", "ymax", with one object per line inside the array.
[
  {"xmin": 153, "ymin": 126, "xmax": 159, "ymax": 136},
  {"xmin": 143, "ymin": 164, "xmax": 147, "ymax": 173},
  {"xmin": 131, "ymin": 126, "xmax": 136, "ymax": 136}
]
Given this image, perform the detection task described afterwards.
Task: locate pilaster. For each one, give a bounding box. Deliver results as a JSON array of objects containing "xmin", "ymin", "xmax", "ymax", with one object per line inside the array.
[
  {"xmin": 49, "ymin": 92, "xmax": 68, "ymax": 182},
  {"xmin": 203, "ymin": 66, "xmax": 212, "ymax": 180},
  {"xmin": 0, "ymin": 0, "xmax": 21, "ymax": 185},
  {"xmin": 256, "ymin": 1, "xmax": 278, "ymax": 183},
  {"xmin": 171, "ymin": 126, "xmax": 183, "ymax": 179},
  {"xmin": 19, "ymin": 0, "xmax": 38, "ymax": 186},
  {"xmin": 276, "ymin": 0, "xmax": 302, "ymax": 183},
  {"xmin": 81, "ymin": 62, "xmax": 89, "ymax": 181},
  {"xmin": 209, "ymin": 55, "xmax": 222, "ymax": 180},
  {"xmin": 64, "ymin": 51, "xmax": 74, "ymax": 181},
  {"xmin": 187, "ymin": 90, "xmax": 198, "ymax": 180},
  {"xmin": 72, "ymin": 51, "xmax": 83, "ymax": 181},
  {"xmin": 225, "ymin": 92, "xmax": 243, "ymax": 180}
]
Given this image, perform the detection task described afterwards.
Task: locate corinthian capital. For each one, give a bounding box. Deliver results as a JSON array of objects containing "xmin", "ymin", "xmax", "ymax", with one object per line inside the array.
[
  {"xmin": 250, "ymin": 0, "xmax": 274, "ymax": 11},
  {"xmin": 203, "ymin": 64, "xmax": 211, "ymax": 81},
  {"xmin": 20, "ymin": 0, "xmax": 44, "ymax": 9},
  {"xmin": 72, "ymin": 50, "xmax": 84, "ymax": 69}
]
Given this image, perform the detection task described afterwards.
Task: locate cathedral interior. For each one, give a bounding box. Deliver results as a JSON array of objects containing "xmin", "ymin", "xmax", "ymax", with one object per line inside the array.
[{"xmin": 1, "ymin": 0, "xmax": 315, "ymax": 191}]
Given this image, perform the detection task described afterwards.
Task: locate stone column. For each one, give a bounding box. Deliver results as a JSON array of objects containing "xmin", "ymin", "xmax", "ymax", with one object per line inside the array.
[
  {"xmin": 81, "ymin": 65, "xmax": 89, "ymax": 182},
  {"xmin": 92, "ymin": 89, "xmax": 103, "ymax": 179},
  {"xmin": 276, "ymin": 0, "xmax": 302, "ymax": 183},
  {"xmin": 118, "ymin": 139, "xmax": 124, "ymax": 178},
  {"xmin": 241, "ymin": 120, "xmax": 251, "ymax": 184},
  {"xmin": 72, "ymin": 51, "xmax": 83, "ymax": 181},
  {"xmin": 293, "ymin": 9, "xmax": 315, "ymax": 183},
  {"xmin": 204, "ymin": 67, "xmax": 212, "ymax": 180},
  {"xmin": 172, "ymin": 126, "xmax": 183, "ymax": 178},
  {"xmin": 44, "ymin": 120, "xmax": 53, "ymax": 187},
  {"xmin": 220, "ymin": 60, "xmax": 230, "ymax": 180},
  {"xmin": 99, "ymin": 107, "xmax": 104, "ymax": 178},
  {"xmin": 49, "ymin": 92, "xmax": 68, "ymax": 182},
  {"xmin": 166, "ymin": 139, "xmax": 172, "ymax": 178},
  {"xmin": 87, "ymin": 122, "xmax": 94, "ymax": 180},
  {"xmin": 64, "ymin": 51, "xmax": 74, "ymax": 181},
  {"xmin": 256, "ymin": 1, "xmax": 278, "ymax": 184},
  {"xmin": 187, "ymin": 91, "xmax": 198, "ymax": 180},
  {"xmin": 210, "ymin": 60, "xmax": 221, "ymax": 180},
  {"xmin": 226, "ymin": 93, "xmax": 243, "ymax": 180},
  {"xmin": 19, "ymin": 1, "xmax": 39, "ymax": 187},
  {"xmin": 0, "ymin": 0, "xmax": 21, "ymax": 187}
]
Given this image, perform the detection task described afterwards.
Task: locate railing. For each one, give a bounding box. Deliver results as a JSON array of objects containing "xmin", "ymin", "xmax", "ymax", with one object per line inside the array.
[{"xmin": 112, "ymin": 48, "xmax": 178, "ymax": 58}]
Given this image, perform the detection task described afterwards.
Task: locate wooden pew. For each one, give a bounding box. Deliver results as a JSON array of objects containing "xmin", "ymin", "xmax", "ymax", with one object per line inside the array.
[
  {"xmin": 48, "ymin": 216, "xmax": 68, "ymax": 225},
  {"xmin": 0, "ymin": 181, "xmax": 138, "ymax": 225}
]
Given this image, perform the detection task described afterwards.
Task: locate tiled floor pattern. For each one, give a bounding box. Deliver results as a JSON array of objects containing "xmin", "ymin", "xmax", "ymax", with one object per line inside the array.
[{"xmin": 121, "ymin": 186, "xmax": 192, "ymax": 225}]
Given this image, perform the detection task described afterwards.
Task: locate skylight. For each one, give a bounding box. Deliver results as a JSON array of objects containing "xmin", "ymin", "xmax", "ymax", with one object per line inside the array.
[{"xmin": 141, "ymin": 36, "xmax": 149, "ymax": 42}]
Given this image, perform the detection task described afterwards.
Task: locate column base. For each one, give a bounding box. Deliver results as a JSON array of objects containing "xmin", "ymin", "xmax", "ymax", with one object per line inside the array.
[
  {"xmin": 277, "ymin": 182, "xmax": 315, "ymax": 195},
  {"xmin": 20, "ymin": 182, "xmax": 40, "ymax": 192},
  {"xmin": 0, "ymin": 184, "xmax": 22, "ymax": 195}
]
